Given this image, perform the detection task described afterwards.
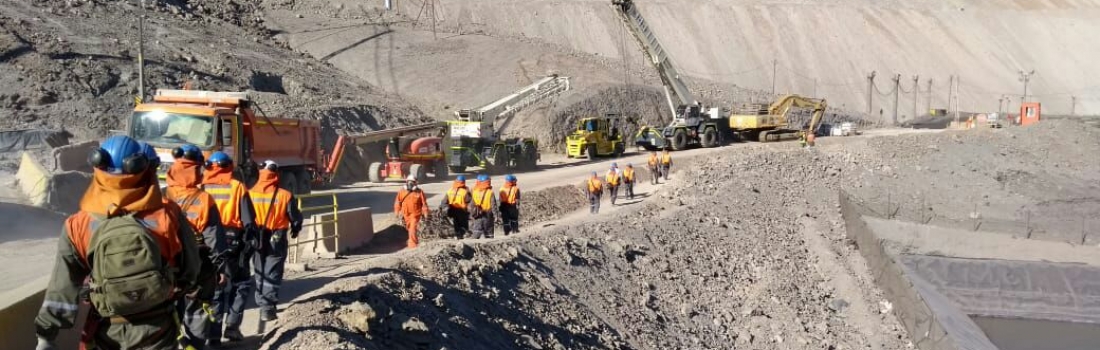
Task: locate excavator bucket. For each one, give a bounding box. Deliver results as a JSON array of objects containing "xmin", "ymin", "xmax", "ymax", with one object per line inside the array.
[{"xmin": 634, "ymin": 126, "xmax": 666, "ymax": 151}]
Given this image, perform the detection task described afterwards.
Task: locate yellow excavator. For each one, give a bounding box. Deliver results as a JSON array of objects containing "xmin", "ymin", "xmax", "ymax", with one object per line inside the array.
[{"xmin": 728, "ymin": 94, "xmax": 827, "ymax": 144}]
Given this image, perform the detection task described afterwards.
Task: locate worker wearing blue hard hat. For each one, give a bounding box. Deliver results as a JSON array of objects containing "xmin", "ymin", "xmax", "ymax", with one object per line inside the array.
[
  {"xmin": 35, "ymin": 135, "xmax": 202, "ymax": 350},
  {"xmin": 469, "ymin": 174, "xmax": 497, "ymax": 239},
  {"xmin": 499, "ymin": 174, "xmax": 521, "ymax": 235},
  {"xmin": 441, "ymin": 175, "xmax": 472, "ymax": 239},
  {"xmin": 201, "ymin": 150, "xmax": 258, "ymax": 343}
]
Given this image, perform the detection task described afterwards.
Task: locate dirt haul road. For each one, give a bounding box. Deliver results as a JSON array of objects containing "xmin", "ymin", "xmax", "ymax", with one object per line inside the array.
[{"xmin": 215, "ymin": 128, "xmax": 954, "ymax": 349}]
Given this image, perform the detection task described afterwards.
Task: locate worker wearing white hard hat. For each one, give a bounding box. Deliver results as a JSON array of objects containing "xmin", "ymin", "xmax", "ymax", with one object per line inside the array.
[{"xmin": 394, "ymin": 172, "xmax": 429, "ymax": 248}]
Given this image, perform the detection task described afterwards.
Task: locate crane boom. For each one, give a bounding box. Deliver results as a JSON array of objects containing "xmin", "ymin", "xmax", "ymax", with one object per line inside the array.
[
  {"xmin": 454, "ymin": 75, "xmax": 571, "ymax": 135},
  {"xmin": 612, "ymin": 0, "xmax": 696, "ymax": 118}
]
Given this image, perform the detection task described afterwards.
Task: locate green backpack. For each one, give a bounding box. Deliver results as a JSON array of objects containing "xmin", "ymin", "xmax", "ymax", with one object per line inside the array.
[{"xmin": 87, "ymin": 215, "xmax": 174, "ymax": 317}]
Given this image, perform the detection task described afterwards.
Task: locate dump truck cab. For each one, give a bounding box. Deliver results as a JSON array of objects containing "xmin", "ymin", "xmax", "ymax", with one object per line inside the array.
[{"xmin": 128, "ymin": 90, "xmax": 322, "ymax": 194}]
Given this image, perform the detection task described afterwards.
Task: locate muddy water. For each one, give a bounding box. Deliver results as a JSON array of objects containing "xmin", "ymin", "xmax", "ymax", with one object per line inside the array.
[{"xmin": 972, "ymin": 316, "xmax": 1100, "ymax": 350}]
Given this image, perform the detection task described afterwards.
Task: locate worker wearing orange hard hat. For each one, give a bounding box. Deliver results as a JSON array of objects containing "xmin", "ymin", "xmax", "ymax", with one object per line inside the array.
[
  {"xmin": 585, "ymin": 172, "xmax": 604, "ymax": 214},
  {"xmin": 395, "ymin": 174, "xmax": 430, "ymax": 248}
]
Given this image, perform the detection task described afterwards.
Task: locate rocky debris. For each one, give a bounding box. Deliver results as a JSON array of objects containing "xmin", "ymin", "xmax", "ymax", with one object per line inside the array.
[{"xmin": 418, "ymin": 185, "xmax": 587, "ymax": 240}]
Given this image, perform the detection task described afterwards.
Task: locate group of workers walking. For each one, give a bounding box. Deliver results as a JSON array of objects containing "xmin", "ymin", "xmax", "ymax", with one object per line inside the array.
[
  {"xmin": 392, "ymin": 173, "xmax": 523, "ymax": 248},
  {"xmin": 34, "ymin": 135, "xmax": 302, "ymax": 350},
  {"xmin": 584, "ymin": 150, "xmax": 672, "ymax": 214}
]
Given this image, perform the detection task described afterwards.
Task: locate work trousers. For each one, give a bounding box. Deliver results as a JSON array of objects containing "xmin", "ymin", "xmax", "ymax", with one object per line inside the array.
[
  {"xmin": 625, "ymin": 181, "xmax": 635, "ymax": 200},
  {"xmin": 661, "ymin": 164, "xmax": 671, "ymax": 180},
  {"xmin": 403, "ymin": 216, "xmax": 421, "ymax": 248},
  {"xmin": 212, "ymin": 228, "xmax": 250, "ymax": 337},
  {"xmin": 253, "ymin": 230, "xmax": 289, "ymax": 315},
  {"xmin": 178, "ymin": 298, "xmax": 212, "ymax": 349},
  {"xmin": 500, "ymin": 204, "xmax": 520, "ymax": 235},
  {"xmin": 608, "ymin": 185, "xmax": 620, "ymax": 205},
  {"xmin": 649, "ymin": 167, "xmax": 660, "ymax": 185},
  {"xmin": 447, "ymin": 208, "xmax": 470, "ymax": 239},
  {"xmin": 84, "ymin": 307, "xmax": 178, "ymax": 350},
  {"xmin": 470, "ymin": 214, "xmax": 495, "ymax": 239},
  {"xmin": 589, "ymin": 193, "xmax": 602, "ymax": 214}
]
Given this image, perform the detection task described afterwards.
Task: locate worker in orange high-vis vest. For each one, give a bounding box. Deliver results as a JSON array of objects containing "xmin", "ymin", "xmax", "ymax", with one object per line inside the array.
[
  {"xmin": 498, "ymin": 174, "xmax": 521, "ymax": 236},
  {"xmin": 585, "ymin": 172, "xmax": 604, "ymax": 214},
  {"xmin": 605, "ymin": 163, "xmax": 623, "ymax": 205},
  {"xmin": 660, "ymin": 149, "xmax": 673, "ymax": 181},
  {"xmin": 470, "ymin": 174, "xmax": 498, "ymax": 239},
  {"xmin": 35, "ymin": 136, "xmax": 201, "ymax": 350},
  {"xmin": 247, "ymin": 161, "xmax": 303, "ymax": 322},
  {"xmin": 395, "ymin": 174, "xmax": 430, "ymax": 248},
  {"xmin": 201, "ymin": 151, "xmax": 257, "ymax": 342},
  {"xmin": 623, "ymin": 163, "xmax": 637, "ymax": 200},
  {"xmin": 647, "ymin": 151, "xmax": 660, "ymax": 185},
  {"xmin": 160, "ymin": 144, "xmax": 228, "ymax": 349},
  {"xmin": 439, "ymin": 175, "xmax": 472, "ymax": 239}
]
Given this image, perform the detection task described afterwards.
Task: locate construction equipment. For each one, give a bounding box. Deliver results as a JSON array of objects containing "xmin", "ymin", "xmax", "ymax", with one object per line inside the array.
[
  {"xmin": 448, "ymin": 75, "xmax": 570, "ymax": 173},
  {"xmin": 129, "ymin": 89, "xmax": 326, "ymax": 195},
  {"xmin": 367, "ymin": 136, "xmax": 446, "ymax": 183},
  {"xmin": 612, "ymin": 0, "xmax": 726, "ymax": 151},
  {"xmin": 566, "ymin": 113, "xmax": 626, "ymax": 159},
  {"xmin": 728, "ymin": 94, "xmax": 827, "ymax": 142}
]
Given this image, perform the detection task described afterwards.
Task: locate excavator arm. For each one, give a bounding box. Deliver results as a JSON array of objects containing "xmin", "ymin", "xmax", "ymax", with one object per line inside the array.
[{"xmin": 768, "ymin": 94, "xmax": 827, "ymax": 136}]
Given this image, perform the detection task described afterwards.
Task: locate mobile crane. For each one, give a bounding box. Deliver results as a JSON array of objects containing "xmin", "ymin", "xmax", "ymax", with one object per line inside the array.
[{"xmin": 612, "ymin": 0, "xmax": 726, "ymax": 151}]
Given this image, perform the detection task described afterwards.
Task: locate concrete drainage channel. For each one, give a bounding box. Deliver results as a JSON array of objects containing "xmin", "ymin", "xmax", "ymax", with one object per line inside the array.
[{"xmin": 841, "ymin": 191, "xmax": 1100, "ymax": 350}]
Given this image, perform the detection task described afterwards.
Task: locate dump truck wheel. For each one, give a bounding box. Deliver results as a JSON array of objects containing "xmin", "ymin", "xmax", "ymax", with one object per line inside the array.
[
  {"xmin": 449, "ymin": 165, "xmax": 466, "ymax": 174},
  {"xmin": 671, "ymin": 129, "xmax": 688, "ymax": 150},
  {"xmin": 613, "ymin": 142, "xmax": 625, "ymax": 157},
  {"xmin": 281, "ymin": 171, "xmax": 300, "ymax": 195},
  {"xmin": 295, "ymin": 169, "xmax": 312, "ymax": 194},
  {"xmin": 368, "ymin": 162, "xmax": 383, "ymax": 183}
]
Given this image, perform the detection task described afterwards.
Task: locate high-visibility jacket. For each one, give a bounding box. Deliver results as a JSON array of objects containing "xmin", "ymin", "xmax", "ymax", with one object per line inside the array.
[
  {"xmin": 648, "ymin": 154, "xmax": 659, "ymax": 168},
  {"xmin": 447, "ymin": 187, "xmax": 470, "ymax": 210},
  {"xmin": 167, "ymin": 191, "xmax": 214, "ymax": 238},
  {"xmin": 395, "ymin": 188, "xmax": 429, "ymax": 218},
  {"xmin": 606, "ymin": 170, "xmax": 621, "ymax": 186},
  {"xmin": 66, "ymin": 208, "xmax": 183, "ymax": 267},
  {"xmin": 623, "ymin": 168, "xmax": 635, "ymax": 182},
  {"xmin": 587, "ymin": 178, "xmax": 603, "ymax": 194},
  {"xmin": 472, "ymin": 188, "xmax": 493, "ymax": 211},
  {"xmin": 499, "ymin": 185, "xmax": 520, "ymax": 205},
  {"xmin": 204, "ymin": 180, "xmax": 248, "ymax": 229},
  {"xmin": 661, "ymin": 152, "xmax": 672, "ymax": 165},
  {"xmin": 250, "ymin": 188, "xmax": 293, "ymax": 231}
]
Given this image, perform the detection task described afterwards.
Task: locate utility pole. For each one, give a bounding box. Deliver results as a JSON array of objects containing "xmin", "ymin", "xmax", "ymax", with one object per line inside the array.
[
  {"xmin": 867, "ymin": 71, "xmax": 876, "ymax": 114},
  {"xmin": 946, "ymin": 75, "xmax": 954, "ymax": 115},
  {"xmin": 912, "ymin": 75, "xmax": 919, "ymax": 120},
  {"xmin": 1018, "ymin": 69, "xmax": 1035, "ymax": 102},
  {"xmin": 812, "ymin": 78, "xmax": 817, "ymax": 97},
  {"xmin": 892, "ymin": 74, "xmax": 900, "ymax": 125},
  {"xmin": 953, "ymin": 75, "xmax": 961, "ymax": 124},
  {"xmin": 998, "ymin": 95, "xmax": 1005, "ymax": 114},
  {"xmin": 1071, "ymin": 95, "xmax": 1077, "ymax": 116},
  {"xmin": 926, "ymin": 79, "xmax": 933, "ymax": 114},
  {"xmin": 136, "ymin": 8, "xmax": 146, "ymax": 104},
  {"xmin": 771, "ymin": 59, "xmax": 778, "ymax": 95}
]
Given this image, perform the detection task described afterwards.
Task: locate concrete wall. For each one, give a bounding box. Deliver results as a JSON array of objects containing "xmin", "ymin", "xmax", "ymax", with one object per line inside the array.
[
  {"xmin": 839, "ymin": 190, "xmax": 975, "ymax": 350},
  {"xmin": 292, "ymin": 206, "xmax": 374, "ymax": 261},
  {"xmin": 0, "ymin": 278, "xmax": 85, "ymax": 350}
]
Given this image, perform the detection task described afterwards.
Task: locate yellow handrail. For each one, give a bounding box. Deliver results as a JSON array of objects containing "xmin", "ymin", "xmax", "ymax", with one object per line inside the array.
[{"xmin": 289, "ymin": 193, "xmax": 340, "ymax": 264}]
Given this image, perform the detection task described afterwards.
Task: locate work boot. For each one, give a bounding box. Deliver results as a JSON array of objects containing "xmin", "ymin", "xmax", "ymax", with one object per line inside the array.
[
  {"xmin": 206, "ymin": 339, "xmax": 222, "ymax": 349},
  {"xmin": 223, "ymin": 327, "xmax": 245, "ymax": 342},
  {"xmin": 260, "ymin": 308, "xmax": 278, "ymax": 321}
]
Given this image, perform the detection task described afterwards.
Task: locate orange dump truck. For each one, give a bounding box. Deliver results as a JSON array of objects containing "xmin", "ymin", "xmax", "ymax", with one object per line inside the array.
[{"xmin": 128, "ymin": 90, "xmax": 336, "ymax": 194}]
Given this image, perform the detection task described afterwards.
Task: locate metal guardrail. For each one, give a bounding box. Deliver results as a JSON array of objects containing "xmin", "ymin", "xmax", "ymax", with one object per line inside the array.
[{"xmin": 288, "ymin": 193, "xmax": 340, "ymax": 264}]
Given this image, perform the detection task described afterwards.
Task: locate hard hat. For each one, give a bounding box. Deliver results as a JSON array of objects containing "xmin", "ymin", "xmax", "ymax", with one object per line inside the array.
[
  {"xmin": 261, "ymin": 160, "xmax": 279, "ymax": 171},
  {"xmin": 611, "ymin": 162, "xmax": 618, "ymax": 168},
  {"xmin": 207, "ymin": 151, "xmax": 233, "ymax": 168},
  {"xmin": 172, "ymin": 144, "xmax": 203, "ymax": 162},
  {"xmin": 626, "ymin": 162, "xmax": 633, "ymax": 167},
  {"xmin": 477, "ymin": 174, "xmax": 489, "ymax": 182},
  {"xmin": 139, "ymin": 142, "xmax": 161, "ymax": 169},
  {"xmin": 505, "ymin": 174, "xmax": 517, "ymax": 182},
  {"xmin": 456, "ymin": 175, "xmax": 466, "ymax": 182},
  {"xmin": 591, "ymin": 171, "xmax": 598, "ymax": 176},
  {"xmin": 406, "ymin": 174, "xmax": 417, "ymax": 182},
  {"xmin": 89, "ymin": 135, "xmax": 147, "ymax": 174}
]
